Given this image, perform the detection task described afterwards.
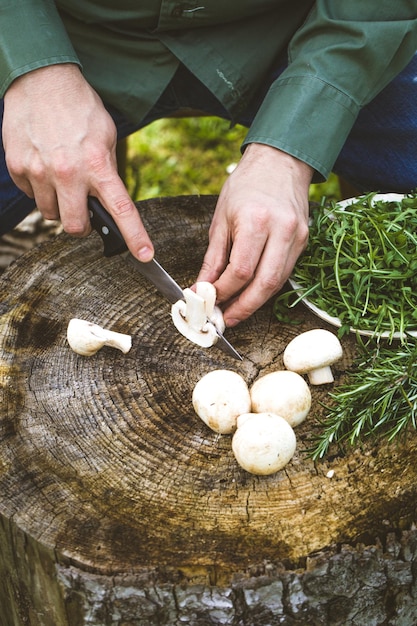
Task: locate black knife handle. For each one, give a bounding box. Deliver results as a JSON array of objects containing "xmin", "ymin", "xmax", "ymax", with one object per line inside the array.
[{"xmin": 88, "ymin": 196, "xmax": 128, "ymax": 257}]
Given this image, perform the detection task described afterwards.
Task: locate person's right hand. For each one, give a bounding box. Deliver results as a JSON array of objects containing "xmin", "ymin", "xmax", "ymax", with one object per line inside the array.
[{"xmin": 2, "ymin": 63, "xmax": 154, "ymax": 262}]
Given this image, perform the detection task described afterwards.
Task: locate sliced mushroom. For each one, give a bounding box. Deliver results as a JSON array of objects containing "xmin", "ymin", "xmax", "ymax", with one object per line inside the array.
[
  {"xmin": 171, "ymin": 282, "xmax": 225, "ymax": 348},
  {"xmin": 195, "ymin": 281, "xmax": 225, "ymax": 333},
  {"xmin": 283, "ymin": 328, "xmax": 343, "ymax": 385},
  {"xmin": 250, "ymin": 370, "xmax": 311, "ymax": 427},
  {"xmin": 232, "ymin": 412, "xmax": 297, "ymax": 475},
  {"xmin": 67, "ymin": 318, "xmax": 132, "ymax": 356},
  {"xmin": 192, "ymin": 369, "xmax": 251, "ymax": 434},
  {"xmin": 196, "ymin": 281, "xmax": 216, "ymax": 319}
]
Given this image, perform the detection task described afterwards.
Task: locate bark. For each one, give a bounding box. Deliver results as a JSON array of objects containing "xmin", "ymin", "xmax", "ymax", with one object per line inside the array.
[{"xmin": 0, "ymin": 195, "xmax": 417, "ymax": 625}]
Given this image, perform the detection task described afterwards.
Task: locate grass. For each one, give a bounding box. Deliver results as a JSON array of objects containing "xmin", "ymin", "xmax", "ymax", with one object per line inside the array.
[{"xmin": 124, "ymin": 117, "xmax": 341, "ymax": 203}]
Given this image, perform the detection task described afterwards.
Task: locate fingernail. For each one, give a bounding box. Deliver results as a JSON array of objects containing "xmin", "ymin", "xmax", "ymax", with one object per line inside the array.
[
  {"xmin": 225, "ymin": 318, "xmax": 240, "ymax": 328},
  {"xmin": 138, "ymin": 246, "xmax": 153, "ymax": 262}
]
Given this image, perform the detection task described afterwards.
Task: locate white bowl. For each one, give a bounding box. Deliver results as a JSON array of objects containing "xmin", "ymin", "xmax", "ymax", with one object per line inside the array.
[{"xmin": 289, "ymin": 193, "xmax": 417, "ymax": 339}]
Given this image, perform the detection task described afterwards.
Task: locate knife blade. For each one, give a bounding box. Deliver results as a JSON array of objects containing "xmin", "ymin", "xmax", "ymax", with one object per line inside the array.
[{"xmin": 88, "ymin": 197, "xmax": 242, "ymax": 360}]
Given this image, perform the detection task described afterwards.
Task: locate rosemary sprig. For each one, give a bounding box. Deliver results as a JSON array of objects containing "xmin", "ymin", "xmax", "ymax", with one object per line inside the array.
[
  {"xmin": 277, "ymin": 192, "xmax": 417, "ymax": 340},
  {"xmin": 309, "ymin": 338, "xmax": 417, "ymax": 460}
]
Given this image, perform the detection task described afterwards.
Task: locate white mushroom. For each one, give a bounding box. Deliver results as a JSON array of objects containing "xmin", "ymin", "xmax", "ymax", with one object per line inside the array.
[
  {"xmin": 192, "ymin": 369, "xmax": 251, "ymax": 434},
  {"xmin": 195, "ymin": 281, "xmax": 216, "ymax": 319},
  {"xmin": 283, "ymin": 328, "xmax": 343, "ymax": 385},
  {"xmin": 195, "ymin": 281, "xmax": 225, "ymax": 334},
  {"xmin": 171, "ymin": 289, "xmax": 217, "ymax": 347},
  {"xmin": 171, "ymin": 282, "xmax": 225, "ymax": 348},
  {"xmin": 232, "ymin": 412, "xmax": 296, "ymax": 475},
  {"xmin": 250, "ymin": 370, "xmax": 311, "ymax": 427},
  {"xmin": 67, "ymin": 318, "xmax": 132, "ymax": 356}
]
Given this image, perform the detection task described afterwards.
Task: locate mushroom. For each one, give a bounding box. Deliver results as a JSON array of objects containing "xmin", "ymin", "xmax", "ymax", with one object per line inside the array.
[
  {"xmin": 250, "ymin": 370, "xmax": 311, "ymax": 427},
  {"xmin": 195, "ymin": 281, "xmax": 225, "ymax": 334},
  {"xmin": 192, "ymin": 369, "xmax": 251, "ymax": 434},
  {"xmin": 231, "ymin": 412, "xmax": 296, "ymax": 475},
  {"xmin": 283, "ymin": 328, "xmax": 343, "ymax": 385},
  {"xmin": 67, "ymin": 318, "xmax": 132, "ymax": 356},
  {"xmin": 171, "ymin": 282, "xmax": 225, "ymax": 348}
]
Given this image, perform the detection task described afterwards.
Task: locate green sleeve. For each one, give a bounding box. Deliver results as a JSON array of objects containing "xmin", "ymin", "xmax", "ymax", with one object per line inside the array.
[
  {"xmin": 243, "ymin": 1, "xmax": 417, "ymax": 180},
  {"xmin": 0, "ymin": 0, "xmax": 81, "ymax": 96}
]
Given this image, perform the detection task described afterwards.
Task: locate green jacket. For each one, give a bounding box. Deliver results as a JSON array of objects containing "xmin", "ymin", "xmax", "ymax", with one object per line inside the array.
[{"xmin": 1, "ymin": 1, "xmax": 417, "ymax": 179}]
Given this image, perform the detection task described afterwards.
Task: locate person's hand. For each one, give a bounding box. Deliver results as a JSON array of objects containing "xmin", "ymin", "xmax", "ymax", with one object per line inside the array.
[
  {"xmin": 2, "ymin": 64, "xmax": 154, "ymax": 262},
  {"xmin": 197, "ymin": 144, "xmax": 313, "ymax": 326}
]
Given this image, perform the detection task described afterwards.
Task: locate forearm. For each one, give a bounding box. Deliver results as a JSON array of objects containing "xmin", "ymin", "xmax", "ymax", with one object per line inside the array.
[
  {"xmin": 0, "ymin": 0, "xmax": 80, "ymax": 97},
  {"xmin": 244, "ymin": 0, "xmax": 417, "ymax": 180}
]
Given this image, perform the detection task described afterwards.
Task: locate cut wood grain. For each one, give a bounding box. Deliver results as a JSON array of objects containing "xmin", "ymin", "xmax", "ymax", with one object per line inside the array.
[
  {"xmin": 0, "ymin": 209, "xmax": 62, "ymax": 274},
  {"xmin": 0, "ymin": 195, "xmax": 417, "ymax": 625}
]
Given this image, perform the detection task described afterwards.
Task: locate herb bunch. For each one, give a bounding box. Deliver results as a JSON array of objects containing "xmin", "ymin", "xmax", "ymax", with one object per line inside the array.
[
  {"xmin": 310, "ymin": 338, "xmax": 417, "ymax": 460},
  {"xmin": 286, "ymin": 192, "xmax": 417, "ymax": 340}
]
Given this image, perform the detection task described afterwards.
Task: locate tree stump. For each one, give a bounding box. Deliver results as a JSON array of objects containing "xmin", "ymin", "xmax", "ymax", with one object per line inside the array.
[
  {"xmin": 1, "ymin": 195, "xmax": 417, "ymax": 626},
  {"xmin": 0, "ymin": 210, "xmax": 62, "ymax": 274}
]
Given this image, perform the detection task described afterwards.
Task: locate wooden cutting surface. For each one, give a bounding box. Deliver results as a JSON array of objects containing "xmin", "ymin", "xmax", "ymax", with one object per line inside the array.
[{"xmin": 0, "ymin": 194, "xmax": 416, "ymax": 583}]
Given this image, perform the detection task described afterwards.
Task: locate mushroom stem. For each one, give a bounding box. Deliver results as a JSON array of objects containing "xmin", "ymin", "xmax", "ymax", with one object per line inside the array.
[
  {"xmin": 195, "ymin": 282, "xmax": 216, "ymax": 318},
  {"xmin": 183, "ymin": 288, "xmax": 207, "ymax": 330},
  {"xmin": 98, "ymin": 328, "xmax": 132, "ymax": 354},
  {"xmin": 195, "ymin": 282, "xmax": 225, "ymax": 333},
  {"xmin": 306, "ymin": 366, "xmax": 334, "ymax": 385}
]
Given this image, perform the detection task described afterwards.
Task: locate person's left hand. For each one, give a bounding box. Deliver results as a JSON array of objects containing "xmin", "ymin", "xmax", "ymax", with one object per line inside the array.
[{"xmin": 197, "ymin": 143, "xmax": 313, "ymax": 326}]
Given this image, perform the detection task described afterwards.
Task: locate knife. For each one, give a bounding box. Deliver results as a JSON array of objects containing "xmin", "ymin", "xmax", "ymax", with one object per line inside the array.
[{"xmin": 88, "ymin": 197, "xmax": 242, "ymax": 360}]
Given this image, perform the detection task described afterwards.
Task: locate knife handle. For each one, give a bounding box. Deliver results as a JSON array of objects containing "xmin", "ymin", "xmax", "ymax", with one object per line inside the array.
[{"xmin": 88, "ymin": 196, "xmax": 128, "ymax": 257}]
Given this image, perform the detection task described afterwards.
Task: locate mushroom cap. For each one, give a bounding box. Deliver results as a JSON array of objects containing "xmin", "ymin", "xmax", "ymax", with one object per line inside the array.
[
  {"xmin": 283, "ymin": 328, "xmax": 343, "ymax": 374},
  {"xmin": 192, "ymin": 369, "xmax": 251, "ymax": 434},
  {"xmin": 232, "ymin": 412, "xmax": 296, "ymax": 475},
  {"xmin": 67, "ymin": 318, "xmax": 108, "ymax": 356},
  {"xmin": 250, "ymin": 370, "xmax": 311, "ymax": 427}
]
